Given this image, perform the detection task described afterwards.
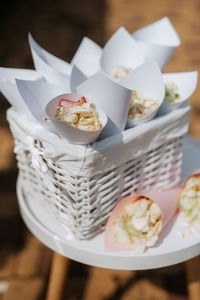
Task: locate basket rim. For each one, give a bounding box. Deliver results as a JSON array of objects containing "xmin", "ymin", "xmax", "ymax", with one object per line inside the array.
[{"xmin": 7, "ymin": 104, "xmax": 190, "ymax": 177}]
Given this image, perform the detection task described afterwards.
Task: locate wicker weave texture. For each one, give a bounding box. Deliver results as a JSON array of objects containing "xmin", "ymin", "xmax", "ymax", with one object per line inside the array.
[
  {"xmin": 15, "ymin": 135, "xmax": 182, "ymax": 239},
  {"xmin": 7, "ymin": 107, "xmax": 189, "ymax": 239}
]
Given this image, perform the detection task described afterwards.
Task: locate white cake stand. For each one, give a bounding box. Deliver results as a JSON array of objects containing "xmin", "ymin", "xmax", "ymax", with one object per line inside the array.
[{"xmin": 17, "ymin": 135, "xmax": 200, "ymax": 271}]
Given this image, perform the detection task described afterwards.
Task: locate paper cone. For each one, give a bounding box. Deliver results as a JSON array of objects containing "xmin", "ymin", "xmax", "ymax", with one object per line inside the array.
[
  {"xmin": 70, "ymin": 65, "xmax": 87, "ymax": 93},
  {"xmin": 179, "ymin": 169, "xmax": 200, "ymax": 233},
  {"xmin": 29, "ymin": 33, "xmax": 71, "ymax": 87},
  {"xmin": 146, "ymin": 189, "xmax": 179, "ymax": 228},
  {"xmin": 132, "ymin": 17, "xmax": 181, "ymax": 70},
  {"xmin": 104, "ymin": 188, "xmax": 179, "ymax": 252},
  {"xmin": 71, "ymin": 37, "xmax": 102, "ymax": 77},
  {"xmin": 0, "ymin": 67, "xmax": 41, "ymax": 117},
  {"xmin": 180, "ymin": 169, "xmax": 200, "ymax": 193},
  {"xmin": 118, "ymin": 59, "xmax": 165, "ymax": 127},
  {"xmin": 46, "ymin": 93, "xmax": 107, "ymax": 144},
  {"xmin": 159, "ymin": 71, "xmax": 198, "ymax": 113},
  {"xmin": 76, "ymin": 71, "xmax": 132, "ymax": 137},
  {"xmin": 100, "ymin": 27, "xmax": 146, "ymax": 77},
  {"xmin": 16, "ymin": 78, "xmax": 67, "ymax": 131}
]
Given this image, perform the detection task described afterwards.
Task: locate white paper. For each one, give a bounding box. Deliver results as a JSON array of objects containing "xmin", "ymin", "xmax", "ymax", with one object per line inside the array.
[
  {"xmin": 159, "ymin": 71, "xmax": 198, "ymax": 113},
  {"xmin": 132, "ymin": 17, "xmax": 181, "ymax": 70},
  {"xmin": 29, "ymin": 33, "xmax": 71, "ymax": 88},
  {"xmin": 46, "ymin": 93, "xmax": 107, "ymax": 144},
  {"xmin": 71, "ymin": 37, "xmax": 102, "ymax": 77},
  {"xmin": 118, "ymin": 59, "xmax": 165, "ymax": 126},
  {"xmin": 0, "ymin": 67, "xmax": 41, "ymax": 117},
  {"xmin": 16, "ymin": 78, "xmax": 67, "ymax": 131},
  {"xmin": 76, "ymin": 71, "xmax": 132, "ymax": 137},
  {"xmin": 100, "ymin": 27, "xmax": 146, "ymax": 77},
  {"xmin": 70, "ymin": 65, "xmax": 87, "ymax": 93}
]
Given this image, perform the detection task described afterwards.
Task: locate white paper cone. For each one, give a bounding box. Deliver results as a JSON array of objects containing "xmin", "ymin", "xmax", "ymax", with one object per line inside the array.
[
  {"xmin": 70, "ymin": 65, "xmax": 87, "ymax": 93},
  {"xmin": 46, "ymin": 93, "xmax": 107, "ymax": 144},
  {"xmin": 16, "ymin": 78, "xmax": 67, "ymax": 131},
  {"xmin": 118, "ymin": 59, "xmax": 165, "ymax": 127},
  {"xmin": 100, "ymin": 27, "xmax": 146, "ymax": 77},
  {"xmin": 28, "ymin": 33, "xmax": 71, "ymax": 88},
  {"xmin": 0, "ymin": 67, "xmax": 41, "ymax": 117},
  {"xmin": 76, "ymin": 71, "xmax": 132, "ymax": 137},
  {"xmin": 159, "ymin": 71, "xmax": 198, "ymax": 113},
  {"xmin": 71, "ymin": 37, "xmax": 102, "ymax": 77},
  {"xmin": 132, "ymin": 17, "xmax": 181, "ymax": 70}
]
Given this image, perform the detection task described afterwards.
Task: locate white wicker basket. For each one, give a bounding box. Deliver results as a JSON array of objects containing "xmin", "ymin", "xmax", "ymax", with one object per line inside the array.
[{"xmin": 7, "ymin": 104, "xmax": 190, "ymax": 239}]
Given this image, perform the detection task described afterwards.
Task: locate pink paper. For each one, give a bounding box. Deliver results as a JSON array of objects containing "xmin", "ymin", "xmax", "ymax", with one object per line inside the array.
[
  {"xmin": 192, "ymin": 169, "xmax": 200, "ymax": 175},
  {"xmin": 181, "ymin": 168, "xmax": 200, "ymax": 190},
  {"xmin": 104, "ymin": 188, "xmax": 179, "ymax": 251},
  {"xmin": 145, "ymin": 189, "xmax": 179, "ymax": 228}
]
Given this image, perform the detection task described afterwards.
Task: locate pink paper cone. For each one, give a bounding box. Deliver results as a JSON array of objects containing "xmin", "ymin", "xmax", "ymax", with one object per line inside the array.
[
  {"xmin": 104, "ymin": 188, "xmax": 179, "ymax": 251},
  {"xmin": 179, "ymin": 169, "xmax": 200, "ymax": 233},
  {"xmin": 181, "ymin": 168, "xmax": 200, "ymax": 190}
]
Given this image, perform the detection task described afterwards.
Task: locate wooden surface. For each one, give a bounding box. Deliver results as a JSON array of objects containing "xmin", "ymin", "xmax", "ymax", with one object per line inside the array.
[
  {"xmin": 0, "ymin": 0, "xmax": 199, "ymax": 299},
  {"xmin": 185, "ymin": 257, "xmax": 200, "ymax": 300},
  {"xmin": 46, "ymin": 253, "xmax": 69, "ymax": 300}
]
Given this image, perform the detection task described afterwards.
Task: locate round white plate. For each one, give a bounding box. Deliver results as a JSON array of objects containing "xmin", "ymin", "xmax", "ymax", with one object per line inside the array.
[{"xmin": 17, "ymin": 135, "xmax": 200, "ymax": 270}]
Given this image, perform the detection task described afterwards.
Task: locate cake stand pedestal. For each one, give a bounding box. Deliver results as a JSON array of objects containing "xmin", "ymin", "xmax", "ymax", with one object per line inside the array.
[{"xmin": 17, "ymin": 135, "xmax": 200, "ymax": 300}]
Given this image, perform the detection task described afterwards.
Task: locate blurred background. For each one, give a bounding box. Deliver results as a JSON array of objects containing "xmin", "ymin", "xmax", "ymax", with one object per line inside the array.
[{"xmin": 0, "ymin": 0, "xmax": 199, "ymax": 299}]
